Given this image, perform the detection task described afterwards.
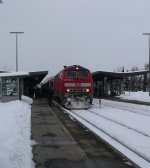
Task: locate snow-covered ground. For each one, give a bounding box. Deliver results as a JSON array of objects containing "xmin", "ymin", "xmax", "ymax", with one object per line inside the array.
[
  {"xmin": 118, "ymin": 91, "xmax": 150, "ymax": 102},
  {"xmin": 62, "ymin": 92, "xmax": 150, "ymax": 168},
  {"xmin": 0, "ymin": 91, "xmax": 150, "ymax": 168},
  {"xmin": 0, "ymin": 99, "xmax": 33, "ymax": 168}
]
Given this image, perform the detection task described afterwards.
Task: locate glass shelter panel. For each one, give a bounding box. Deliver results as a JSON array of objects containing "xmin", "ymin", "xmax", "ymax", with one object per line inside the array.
[{"xmin": 2, "ymin": 78, "xmax": 18, "ymax": 96}]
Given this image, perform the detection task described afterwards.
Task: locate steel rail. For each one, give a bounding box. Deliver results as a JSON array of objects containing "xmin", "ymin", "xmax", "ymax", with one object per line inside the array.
[{"xmin": 86, "ymin": 109, "xmax": 150, "ymax": 137}]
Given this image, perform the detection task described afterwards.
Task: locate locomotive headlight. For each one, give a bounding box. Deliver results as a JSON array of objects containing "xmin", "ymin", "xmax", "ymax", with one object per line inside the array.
[
  {"xmin": 67, "ymin": 89, "xmax": 70, "ymax": 92},
  {"xmin": 86, "ymin": 89, "xmax": 90, "ymax": 92}
]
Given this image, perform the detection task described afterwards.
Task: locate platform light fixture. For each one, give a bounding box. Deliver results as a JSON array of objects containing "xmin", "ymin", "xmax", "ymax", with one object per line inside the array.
[
  {"xmin": 10, "ymin": 32, "xmax": 24, "ymax": 72},
  {"xmin": 143, "ymin": 33, "xmax": 150, "ymax": 96}
]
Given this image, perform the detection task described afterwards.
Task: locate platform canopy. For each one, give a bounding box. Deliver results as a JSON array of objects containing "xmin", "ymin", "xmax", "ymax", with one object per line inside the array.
[{"xmin": 92, "ymin": 70, "xmax": 148, "ymax": 81}]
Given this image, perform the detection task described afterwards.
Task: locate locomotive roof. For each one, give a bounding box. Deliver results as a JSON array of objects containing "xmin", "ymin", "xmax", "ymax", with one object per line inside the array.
[{"xmin": 63, "ymin": 65, "xmax": 89, "ymax": 71}]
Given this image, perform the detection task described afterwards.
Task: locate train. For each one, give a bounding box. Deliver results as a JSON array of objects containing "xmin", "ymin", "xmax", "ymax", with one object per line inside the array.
[{"xmin": 48, "ymin": 65, "xmax": 94, "ymax": 109}]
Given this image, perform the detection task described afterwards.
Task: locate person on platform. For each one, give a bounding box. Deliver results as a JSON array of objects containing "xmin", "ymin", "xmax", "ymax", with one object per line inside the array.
[{"xmin": 48, "ymin": 88, "xmax": 53, "ymax": 107}]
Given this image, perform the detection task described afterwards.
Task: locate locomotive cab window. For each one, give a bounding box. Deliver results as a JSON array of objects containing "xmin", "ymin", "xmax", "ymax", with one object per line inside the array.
[
  {"xmin": 78, "ymin": 71, "xmax": 89, "ymax": 78},
  {"xmin": 65, "ymin": 71, "xmax": 77, "ymax": 78}
]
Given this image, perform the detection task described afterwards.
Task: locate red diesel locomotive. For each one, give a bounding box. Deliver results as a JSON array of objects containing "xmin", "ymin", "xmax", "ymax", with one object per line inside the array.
[{"xmin": 50, "ymin": 65, "xmax": 93, "ymax": 109}]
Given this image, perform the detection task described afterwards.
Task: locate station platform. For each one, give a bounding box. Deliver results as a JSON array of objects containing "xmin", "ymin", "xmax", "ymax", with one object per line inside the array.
[
  {"xmin": 31, "ymin": 99, "xmax": 134, "ymax": 168},
  {"xmin": 31, "ymin": 99, "xmax": 95, "ymax": 168}
]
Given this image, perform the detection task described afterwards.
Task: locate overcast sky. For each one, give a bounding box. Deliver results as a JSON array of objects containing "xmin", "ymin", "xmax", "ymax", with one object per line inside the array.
[{"xmin": 0, "ymin": 0, "xmax": 150, "ymax": 75}]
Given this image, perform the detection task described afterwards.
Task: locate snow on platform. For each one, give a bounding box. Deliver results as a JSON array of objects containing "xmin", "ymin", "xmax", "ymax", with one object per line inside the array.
[{"xmin": 0, "ymin": 100, "xmax": 33, "ymax": 168}]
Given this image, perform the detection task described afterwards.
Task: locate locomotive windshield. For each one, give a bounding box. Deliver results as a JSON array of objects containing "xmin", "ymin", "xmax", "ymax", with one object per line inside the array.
[
  {"xmin": 65, "ymin": 71, "xmax": 77, "ymax": 78},
  {"xmin": 65, "ymin": 71, "xmax": 89, "ymax": 78},
  {"xmin": 78, "ymin": 71, "xmax": 89, "ymax": 78}
]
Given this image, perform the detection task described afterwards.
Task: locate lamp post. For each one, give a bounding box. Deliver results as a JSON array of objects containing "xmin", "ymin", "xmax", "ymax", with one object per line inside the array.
[
  {"xmin": 10, "ymin": 32, "xmax": 24, "ymax": 72},
  {"xmin": 143, "ymin": 33, "xmax": 150, "ymax": 96}
]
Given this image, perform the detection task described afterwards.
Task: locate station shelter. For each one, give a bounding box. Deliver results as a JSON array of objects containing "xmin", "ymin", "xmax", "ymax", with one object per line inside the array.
[
  {"xmin": 0, "ymin": 71, "xmax": 48, "ymax": 102},
  {"xmin": 0, "ymin": 72, "xmax": 29, "ymax": 102},
  {"xmin": 92, "ymin": 70, "xmax": 148, "ymax": 97}
]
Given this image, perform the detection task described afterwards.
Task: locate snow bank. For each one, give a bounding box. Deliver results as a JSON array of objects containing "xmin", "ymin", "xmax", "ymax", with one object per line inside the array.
[
  {"xmin": 118, "ymin": 91, "xmax": 150, "ymax": 102},
  {"xmin": 21, "ymin": 95, "xmax": 33, "ymax": 104},
  {"xmin": 0, "ymin": 100, "xmax": 33, "ymax": 168}
]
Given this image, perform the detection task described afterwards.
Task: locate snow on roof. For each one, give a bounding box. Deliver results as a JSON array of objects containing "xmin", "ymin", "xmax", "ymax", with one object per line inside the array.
[
  {"xmin": 93, "ymin": 69, "xmax": 148, "ymax": 74},
  {"xmin": 29, "ymin": 70, "xmax": 48, "ymax": 76},
  {"xmin": 115, "ymin": 70, "xmax": 148, "ymax": 74},
  {"xmin": 0, "ymin": 72, "xmax": 29, "ymax": 77},
  {"xmin": 38, "ymin": 72, "xmax": 54, "ymax": 87}
]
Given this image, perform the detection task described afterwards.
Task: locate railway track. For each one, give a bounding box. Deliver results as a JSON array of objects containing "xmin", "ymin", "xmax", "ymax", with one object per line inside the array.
[
  {"xmin": 53, "ymin": 100, "xmax": 150, "ymax": 168},
  {"xmin": 68, "ymin": 109, "xmax": 150, "ymax": 168},
  {"xmin": 86, "ymin": 109, "xmax": 150, "ymax": 137}
]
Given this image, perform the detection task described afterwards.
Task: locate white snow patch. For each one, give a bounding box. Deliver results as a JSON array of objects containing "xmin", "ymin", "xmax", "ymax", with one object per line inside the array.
[
  {"xmin": 0, "ymin": 72, "xmax": 29, "ymax": 77},
  {"xmin": 0, "ymin": 100, "xmax": 33, "ymax": 168},
  {"xmin": 118, "ymin": 91, "xmax": 150, "ymax": 102},
  {"xmin": 21, "ymin": 95, "xmax": 33, "ymax": 104}
]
